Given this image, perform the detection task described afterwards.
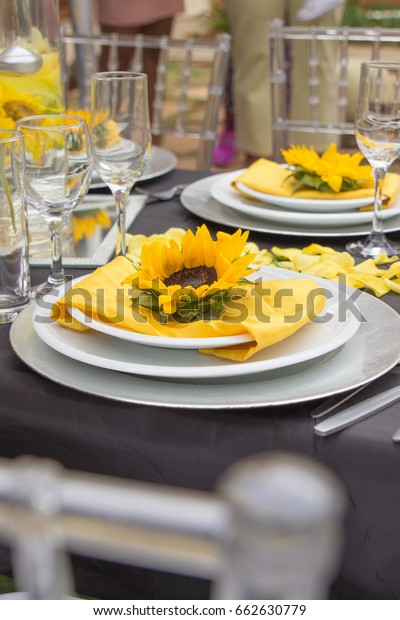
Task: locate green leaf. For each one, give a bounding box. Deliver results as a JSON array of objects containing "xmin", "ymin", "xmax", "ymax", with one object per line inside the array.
[{"xmin": 130, "ymin": 283, "xmax": 248, "ymax": 324}]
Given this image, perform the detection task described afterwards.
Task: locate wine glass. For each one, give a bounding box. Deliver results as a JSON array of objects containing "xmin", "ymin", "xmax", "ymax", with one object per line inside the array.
[
  {"xmin": 346, "ymin": 61, "xmax": 400, "ymax": 258},
  {"xmin": 90, "ymin": 72, "xmax": 152, "ymax": 257},
  {"xmin": 16, "ymin": 114, "xmax": 92, "ymax": 293}
]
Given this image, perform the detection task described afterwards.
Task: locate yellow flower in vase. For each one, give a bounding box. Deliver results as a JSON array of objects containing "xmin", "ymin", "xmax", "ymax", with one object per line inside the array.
[
  {"xmin": 281, "ymin": 143, "xmax": 374, "ymax": 193},
  {"xmin": 0, "ymin": 29, "xmax": 64, "ymax": 130},
  {"xmin": 123, "ymin": 225, "xmax": 257, "ymax": 323},
  {"xmin": 0, "ymin": 82, "xmax": 43, "ymax": 128},
  {"xmin": 2, "ymin": 27, "xmax": 64, "ymax": 115}
]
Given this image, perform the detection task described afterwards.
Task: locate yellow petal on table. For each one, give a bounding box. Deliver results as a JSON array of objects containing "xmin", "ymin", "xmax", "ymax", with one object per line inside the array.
[
  {"xmin": 349, "ymin": 258, "xmax": 386, "ymax": 276},
  {"xmin": 271, "ymin": 246, "xmax": 303, "ymax": 261},
  {"xmin": 343, "ymin": 273, "xmax": 392, "ymax": 297},
  {"xmin": 232, "ymin": 158, "xmax": 400, "ymax": 206},
  {"xmin": 126, "ymin": 227, "xmax": 186, "ymax": 260},
  {"xmin": 382, "ymin": 261, "xmax": 400, "ymax": 278},
  {"xmin": 293, "ymin": 254, "xmax": 351, "ymax": 279},
  {"xmin": 271, "ymin": 245, "xmax": 354, "ymax": 277},
  {"xmin": 249, "ymin": 247, "xmax": 274, "ymax": 266},
  {"xmin": 384, "ymin": 277, "xmax": 400, "ymax": 294},
  {"xmin": 52, "ymin": 256, "xmax": 326, "ymax": 362},
  {"xmin": 301, "ymin": 243, "xmax": 342, "ymax": 256}
]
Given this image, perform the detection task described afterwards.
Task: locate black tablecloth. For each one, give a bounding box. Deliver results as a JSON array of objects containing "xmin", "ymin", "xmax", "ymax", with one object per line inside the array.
[{"xmin": 1, "ymin": 169, "xmax": 400, "ymax": 600}]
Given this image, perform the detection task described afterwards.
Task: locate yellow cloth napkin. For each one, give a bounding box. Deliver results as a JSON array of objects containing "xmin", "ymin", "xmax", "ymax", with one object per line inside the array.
[
  {"xmin": 232, "ymin": 158, "xmax": 400, "ymax": 206},
  {"xmin": 52, "ymin": 256, "xmax": 326, "ymax": 362}
]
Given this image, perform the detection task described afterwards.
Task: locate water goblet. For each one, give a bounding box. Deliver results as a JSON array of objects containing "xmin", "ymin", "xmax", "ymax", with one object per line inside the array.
[
  {"xmin": 16, "ymin": 114, "xmax": 92, "ymax": 294},
  {"xmin": 346, "ymin": 61, "xmax": 400, "ymax": 259},
  {"xmin": 90, "ymin": 71, "xmax": 152, "ymax": 257}
]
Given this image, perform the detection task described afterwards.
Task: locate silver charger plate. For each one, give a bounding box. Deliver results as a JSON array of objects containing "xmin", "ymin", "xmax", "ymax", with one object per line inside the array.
[
  {"xmin": 90, "ymin": 146, "xmax": 177, "ymax": 189},
  {"xmin": 10, "ymin": 291, "xmax": 400, "ymax": 409},
  {"xmin": 181, "ymin": 174, "xmax": 400, "ymax": 238}
]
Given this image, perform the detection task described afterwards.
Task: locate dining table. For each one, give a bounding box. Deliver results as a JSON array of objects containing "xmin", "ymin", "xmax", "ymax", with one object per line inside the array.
[{"xmin": 1, "ymin": 167, "xmax": 400, "ymax": 601}]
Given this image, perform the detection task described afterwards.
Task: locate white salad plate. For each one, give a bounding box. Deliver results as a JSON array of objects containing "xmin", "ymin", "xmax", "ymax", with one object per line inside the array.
[
  {"xmin": 31, "ymin": 267, "xmax": 360, "ymax": 380},
  {"xmin": 180, "ymin": 174, "xmax": 400, "ymax": 237},
  {"xmin": 10, "ymin": 288, "xmax": 400, "ymax": 409},
  {"xmin": 234, "ymin": 170, "xmax": 383, "ymax": 212},
  {"xmin": 210, "ymin": 171, "xmax": 400, "ymax": 227},
  {"xmin": 90, "ymin": 146, "xmax": 177, "ymax": 189}
]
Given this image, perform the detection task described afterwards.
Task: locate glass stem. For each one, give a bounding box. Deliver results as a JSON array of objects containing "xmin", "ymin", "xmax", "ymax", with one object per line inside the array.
[
  {"xmin": 114, "ymin": 187, "xmax": 129, "ymax": 257},
  {"xmin": 371, "ymin": 167, "xmax": 387, "ymax": 237},
  {"xmin": 47, "ymin": 216, "xmax": 65, "ymax": 286}
]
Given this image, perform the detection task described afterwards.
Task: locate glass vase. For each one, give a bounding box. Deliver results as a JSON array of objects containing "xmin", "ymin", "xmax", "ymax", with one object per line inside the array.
[{"xmin": 0, "ymin": 129, "xmax": 30, "ymax": 323}]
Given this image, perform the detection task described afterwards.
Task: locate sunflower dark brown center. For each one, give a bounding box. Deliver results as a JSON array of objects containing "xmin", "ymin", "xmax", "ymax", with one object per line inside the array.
[
  {"xmin": 3, "ymin": 101, "xmax": 37, "ymax": 121},
  {"xmin": 164, "ymin": 265, "xmax": 217, "ymax": 288}
]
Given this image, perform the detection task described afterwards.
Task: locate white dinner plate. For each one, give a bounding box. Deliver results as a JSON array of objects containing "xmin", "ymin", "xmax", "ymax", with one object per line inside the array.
[
  {"xmin": 235, "ymin": 173, "xmax": 382, "ymax": 213},
  {"xmin": 67, "ymin": 276, "xmax": 253, "ymax": 349},
  {"xmin": 90, "ymin": 146, "xmax": 177, "ymax": 189},
  {"xmin": 180, "ymin": 174, "xmax": 400, "ymax": 238},
  {"xmin": 10, "ymin": 290, "xmax": 400, "ymax": 408},
  {"xmin": 31, "ymin": 266, "xmax": 360, "ymax": 380},
  {"xmin": 210, "ymin": 171, "xmax": 400, "ymax": 227}
]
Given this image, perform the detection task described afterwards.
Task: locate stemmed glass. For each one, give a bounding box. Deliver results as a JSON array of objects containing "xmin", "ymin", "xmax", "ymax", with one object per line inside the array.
[
  {"xmin": 16, "ymin": 114, "xmax": 92, "ymax": 293},
  {"xmin": 90, "ymin": 72, "xmax": 152, "ymax": 257},
  {"xmin": 346, "ymin": 61, "xmax": 400, "ymax": 258}
]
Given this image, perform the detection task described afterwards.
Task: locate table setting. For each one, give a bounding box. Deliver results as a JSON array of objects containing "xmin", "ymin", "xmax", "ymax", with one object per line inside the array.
[
  {"xmin": 2, "ymin": 58, "xmax": 400, "ymax": 600},
  {"xmin": 3, "ymin": 172, "xmax": 400, "ymax": 600}
]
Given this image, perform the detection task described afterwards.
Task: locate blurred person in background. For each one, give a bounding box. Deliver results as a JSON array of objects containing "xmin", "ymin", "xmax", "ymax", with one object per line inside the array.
[
  {"xmin": 97, "ymin": 0, "xmax": 184, "ymax": 121},
  {"xmin": 223, "ymin": 0, "xmax": 345, "ymax": 165}
]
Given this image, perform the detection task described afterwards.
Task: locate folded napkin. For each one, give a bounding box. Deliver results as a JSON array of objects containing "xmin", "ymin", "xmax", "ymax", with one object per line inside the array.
[
  {"xmin": 52, "ymin": 256, "xmax": 326, "ymax": 362},
  {"xmin": 232, "ymin": 158, "xmax": 400, "ymax": 206}
]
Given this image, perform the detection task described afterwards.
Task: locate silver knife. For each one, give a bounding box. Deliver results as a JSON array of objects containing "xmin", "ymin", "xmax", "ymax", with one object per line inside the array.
[{"xmin": 314, "ymin": 385, "xmax": 400, "ymax": 436}]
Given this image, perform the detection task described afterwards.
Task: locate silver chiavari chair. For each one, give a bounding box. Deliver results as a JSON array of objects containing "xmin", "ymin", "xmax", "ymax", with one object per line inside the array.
[
  {"xmin": 61, "ymin": 32, "xmax": 231, "ymax": 170},
  {"xmin": 269, "ymin": 20, "xmax": 400, "ymax": 162},
  {"xmin": 0, "ymin": 452, "xmax": 345, "ymax": 599}
]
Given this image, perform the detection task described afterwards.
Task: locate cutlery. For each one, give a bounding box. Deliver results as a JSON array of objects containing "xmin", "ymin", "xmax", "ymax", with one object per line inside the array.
[
  {"xmin": 311, "ymin": 362, "xmax": 400, "ymax": 420},
  {"xmin": 134, "ymin": 184, "xmax": 187, "ymax": 202},
  {"xmin": 314, "ymin": 385, "xmax": 400, "ymax": 436},
  {"xmin": 310, "ymin": 383, "xmax": 371, "ymax": 419}
]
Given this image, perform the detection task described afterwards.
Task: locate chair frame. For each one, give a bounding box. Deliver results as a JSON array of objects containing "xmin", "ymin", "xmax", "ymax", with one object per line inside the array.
[
  {"xmin": 0, "ymin": 453, "xmax": 345, "ymax": 599},
  {"xmin": 61, "ymin": 32, "xmax": 231, "ymax": 170},
  {"xmin": 269, "ymin": 20, "xmax": 400, "ymax": 161}
]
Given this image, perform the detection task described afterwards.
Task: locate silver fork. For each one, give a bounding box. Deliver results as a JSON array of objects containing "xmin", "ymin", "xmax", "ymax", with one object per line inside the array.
[
  {"xmin": 134, "ymin": 184, "xmax": 187, "ymax": 202},
  {"xmin": 310, "ymin": 383, "xmax": 371, "ymax": 419}
]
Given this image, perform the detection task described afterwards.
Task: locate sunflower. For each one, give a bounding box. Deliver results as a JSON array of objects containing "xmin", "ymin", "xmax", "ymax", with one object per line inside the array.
[
  {"xmin": 0, "ymin": 83, "xmax": 43, "ymax": 128},
  {"xmin": 123, "ymin": 225, "xmax": 257, "ymax": 323},
  {"xmin": 281, "ymin": 143, "xmax": 373, "ymax": 193}
]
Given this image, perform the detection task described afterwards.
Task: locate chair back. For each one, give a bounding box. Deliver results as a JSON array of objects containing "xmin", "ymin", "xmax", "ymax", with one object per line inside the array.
[
  {"xmin": 269, "ymin": 20, "xmax": 400, "ymax": 161},
  {"xmin": 61, "ymin": 32, "xmax": 231, "ymax": 170},
  {"xmin": 0, "ymin": 452, "xmax": 345, "ymax": 599}
]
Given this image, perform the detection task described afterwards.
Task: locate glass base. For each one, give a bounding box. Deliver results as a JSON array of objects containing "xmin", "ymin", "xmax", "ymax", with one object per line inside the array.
[
  {"xmin": 0, "ymin": 295, "xmax": 31, "ymax": 324},
  {"xmin": 346, "ymin": 233, "xmax": 400, "ymax": 259},
  {"xmin": 30, "ymin": 277, "xmax": 68, "ymax": 301}
]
